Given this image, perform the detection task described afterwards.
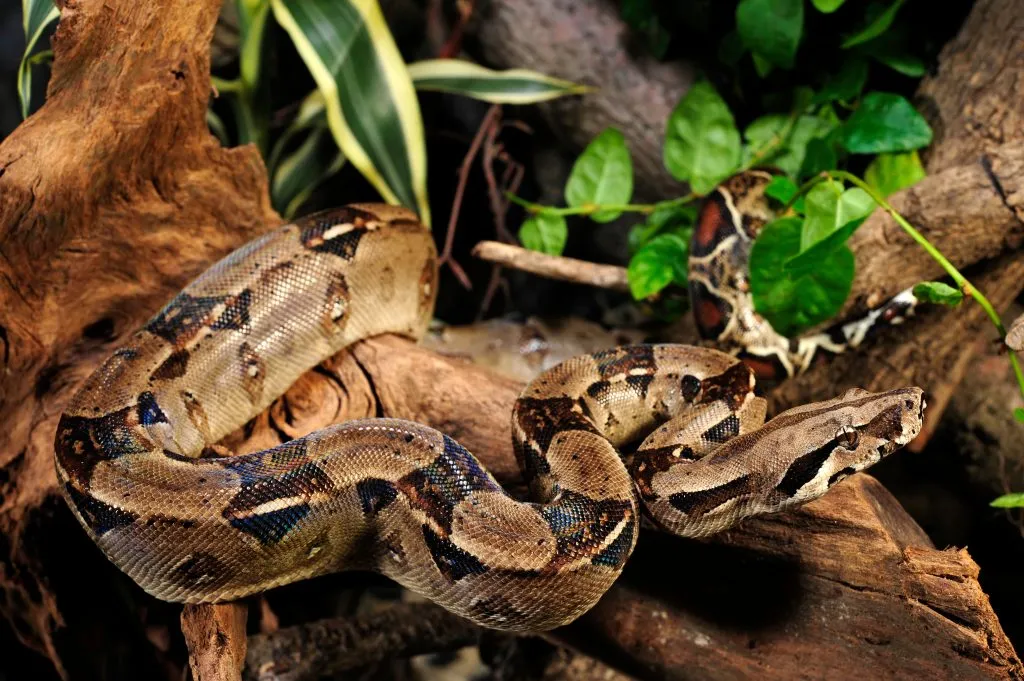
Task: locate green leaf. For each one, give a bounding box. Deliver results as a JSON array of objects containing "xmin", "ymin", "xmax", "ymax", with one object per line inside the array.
[
  {"xmin": 744, "ymin": 114, "xmax": 836, "ymax": 177},
  {"xmin": 751, "ymin": 52, "xmax": 775, "ymax": 78},
  {"xmin": 621, "ymin": 0, "xmax": 671, "ymax": 59},
  {"xmin": 865, "ymin": 150, "xmax": 926, "ymax": 197},
  {"xmin": 628, "ymin": 203, "xmax": 697, "ymax": 253},
  {"xmin": 813, "ymin": 58, "xmax": 869, "ymax": 104},
  {"xmin": 812, "ymin": 0, "xmax": 846, "ymax": 12},
  {"xmin": 565, "ymin": 128, "xmax": 634, "ymax": 223},
  {"xmin": 718, "ymin": 30, "xmax": 747, "ymax": 66},
  {"xmin": 1015, "ymin": 408, "xmax": 1024, "ymax": 424},
  {"xmin": 271, "ymin": 125, "xmax": 347, "ymax": 218},
  {"xmin": 206, "ymin": 108, "xmax": 231, "ymax": 146},
  {"xmin": 627, "ymin": 233, "xmax": 689, "ymax": 300},
  {"xmin": 406, "ymin": 59, "xmax": 590, "ymax": 104},
  {"xmin": 858, "ymin": 25, "xmax": 926, "ymax": 77},
  {"xmin": 786, "ymin": 216, "xmax": 866, "ymax": 273},
  {"xmin": 519, "ymin": 213, "xmax": 568, "ymax": 256},
  {"xmin": 874, "ymin": 51, "xmax": 926, "ymax": 77},
  {"xmin": 272, "ymin": 0, "xmax": 430, "ymax": 224},
  {"xmin": 267, "ymin": 91, "xmax": 329, "ymax": 176},
  {"xmin": 991, "ymin": 492, "xmax": 1024, "ymax": 508},
  {"xmin": 238, "ymin": 0, "xmax": 272, "ymax": 88},
  {"xmin": 736, "ymin": 0, "xmax": 804, "ymax": 69},
  {"xmin": 750, "ymin": 216, "xmax": 855, "ymax": 336},
  {"xmin": 841, "ymin": 92, "xmax": 933, "ymax": 154},
  {"xmin": 842, "ymin": 0, "xmax": 907, "ymax": 49},
  {"xmin": 799, "ymin": 137, "xmax": 839, "ymax": 178},
  {"xmin": 764, "ymin": 176, "xmax": 799, "ymax": 205},
  {"xmin": 801, "ymin": 182, "xmax": 875, "ymax": 250},
  {"xmin": 912, "ymin": 281, "xmax": 963, "ymax": 307},
  {"xmin": 663, "ymin": 82, "xmax": 742, "ymax": 195},
  {"xmin": 18, "ymin": 0, "xmax": 60, "ymax": 118}
]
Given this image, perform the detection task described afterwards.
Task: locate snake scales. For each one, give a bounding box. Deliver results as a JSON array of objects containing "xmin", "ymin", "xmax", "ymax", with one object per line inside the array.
[{"xmin": 55, "ymin": 178, "xmax": 925, "ymax": 632}]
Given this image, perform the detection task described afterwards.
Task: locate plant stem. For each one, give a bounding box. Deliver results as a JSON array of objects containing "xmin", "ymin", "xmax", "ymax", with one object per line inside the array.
[
  {"xmin": 505, "ymin": 192, "xmax": 695, "ymax": 217},
  {"xmin": 211, "ymin": 76, "xmax": 243, "ymax": 94},
  {"xmin": 742, "ymin": 108, "xmax": 802, "ymax": 172},
  {"xmin": 801, "ymin": 170, "xmax": 1024, "ymax": 408}
]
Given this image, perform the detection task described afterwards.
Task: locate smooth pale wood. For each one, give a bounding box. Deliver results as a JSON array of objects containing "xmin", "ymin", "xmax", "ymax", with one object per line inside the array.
[{"xmin": 472, "ymin": 240, "xmax": 631, "ymax": 292}]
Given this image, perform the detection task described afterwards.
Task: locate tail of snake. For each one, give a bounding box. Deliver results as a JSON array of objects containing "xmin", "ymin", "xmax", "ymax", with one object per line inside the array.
[{"xmin": 55, "ymin": 199, "xmax": 925, "ymax": 632}]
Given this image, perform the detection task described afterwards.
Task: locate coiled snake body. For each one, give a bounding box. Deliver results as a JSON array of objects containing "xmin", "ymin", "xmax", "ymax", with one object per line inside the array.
[{"xmin": 55, "ymin": 186, "xmax": 924, "ymax": 632}]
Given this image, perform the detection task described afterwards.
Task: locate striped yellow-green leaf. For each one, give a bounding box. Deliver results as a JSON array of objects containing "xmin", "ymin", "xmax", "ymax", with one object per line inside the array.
[
  {"xmin": 18, "ymin": 0, "xmax": 60, "ymax": 118},
  {"xmin": 406, "ymin": 59, "xmax": 590, "ymax": 104},
  {"xmin": 271, "ymin": 125, "xmax": 346, "ymax": 218},
  {"xmin": 271, "ymin": 0, "xmax": 430, "ymax": 225},
  {"xmin": 238, "ymin": 0, "xmax": 271, "ymax": 88}
]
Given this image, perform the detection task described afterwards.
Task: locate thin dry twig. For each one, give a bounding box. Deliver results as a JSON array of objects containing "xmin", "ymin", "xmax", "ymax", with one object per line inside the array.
[
  {"xmin": 472, "ymin": 240, "xmax": 630, "ymax": 292},
  {"xmin": 438, "ymin": 0, "xmax": 478, "ymax": 58},
  {"xmin": 478, "ymin": 118, "xmax": 529, "ymax": 318},
  {"xmin": 439, "ymin": 104, "xmax": 503, "ymax": 290}
]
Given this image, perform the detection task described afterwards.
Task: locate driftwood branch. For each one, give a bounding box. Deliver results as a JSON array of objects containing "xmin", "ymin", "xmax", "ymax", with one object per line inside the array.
[
  {"xmin": 227, "ymin": 335, "xmax": 1022, "ymax": 680},
  {"xmin": 243, "ymin": 602, "xmax": 482, "ymax": 681},
  {"xmin": 183, "ymin": 603, "xmax": 248, "ymax": 681},
  {"xmin": 466, "ymin": 0, "xmax": 695, "ymax": 200},
  {"xmin": 467, "ymin": 0, "xmax": 1024, "ymax": 444},
  {"xmin": 770, "ymin": 0, "xmax": 1024, "ymax": 444},
  {"xmin": 0, "ymin": 0, "xmax": 276, "ymax": 677},
  {"xmin": 472, "ymin": 240, "xmax": 630, "ymax": 291},
  {"xmin": 0, "ymin": 0, "xmax": 1021, "ymax": 679}
]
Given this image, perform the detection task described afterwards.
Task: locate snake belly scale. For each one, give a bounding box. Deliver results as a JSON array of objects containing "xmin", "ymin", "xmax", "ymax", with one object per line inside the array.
[{"xmin": 55, "ymin": 202, "xmax": 925, "ymax": 632}]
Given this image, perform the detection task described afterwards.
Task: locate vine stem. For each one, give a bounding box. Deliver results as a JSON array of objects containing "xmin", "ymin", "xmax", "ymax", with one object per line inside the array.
[
  {"xmin": 795, "ymin": 170, "xmax": 1024, "ymax": 409},
  {"xmin": 505, "ymin": 192, "xmax": 695, "ymax": 217}
]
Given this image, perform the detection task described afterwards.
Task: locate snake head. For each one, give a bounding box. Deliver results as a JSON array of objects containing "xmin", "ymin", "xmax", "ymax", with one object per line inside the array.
[{"xmin": 772, "ymin": 386, "xmax": 925, "ymax": 501}]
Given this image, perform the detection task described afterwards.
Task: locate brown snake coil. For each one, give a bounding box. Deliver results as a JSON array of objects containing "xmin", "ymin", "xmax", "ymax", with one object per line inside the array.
[{"xmin": 55, "ymin": 204, "xmax": 925, "ymax": 632}]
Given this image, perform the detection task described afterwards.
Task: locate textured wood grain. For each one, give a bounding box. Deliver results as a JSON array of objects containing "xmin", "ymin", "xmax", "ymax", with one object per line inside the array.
[
  {"xmin": 0, "ymin": 0, "xmax": 277, "ymax": 676},
  {"xmin": 223, "ymin": 334, "xmax": 1022, "ymax": 680},
  {"xmin": 770, "ymin": 0, "xmax": 1024, "ymax": 443},
  {"xmin": 182, "ymin": 603, "xmax": 248, "ymax": 681}
]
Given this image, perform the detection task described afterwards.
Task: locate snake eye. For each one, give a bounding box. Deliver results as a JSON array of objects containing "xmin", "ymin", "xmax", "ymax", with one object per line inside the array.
[{"xmin": 837, "ymin": 425, "xmax": 859, "ymax": 449}]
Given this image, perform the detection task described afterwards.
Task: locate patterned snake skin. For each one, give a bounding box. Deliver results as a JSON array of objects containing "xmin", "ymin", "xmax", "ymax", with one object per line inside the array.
[{"xmin": 55, "ymin": 198, "xmax": 925, "ymax": 632}]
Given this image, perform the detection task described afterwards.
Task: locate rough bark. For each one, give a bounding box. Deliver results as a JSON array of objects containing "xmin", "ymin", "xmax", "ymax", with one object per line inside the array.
[
  {"xmin": 183, "ymin": 603, "xmax": 248, "ymax": 681},
  {"xmin": 0, "ymin": 0, "xmax": 277, "ymax": 676},
  {"xmin": 224, "ymin": 335, "xmax": 1022, "ymax": 680},
  {"xmin": 468, "ymin": 0, "xmax": 696, "ymax": 200},
  {"xmin": 933, "ymin": 301, "xmax": 1024, "ymax": 498},
  {"xmin": 770, "ymin": 0, "xmax": 1024, "ymax": 443},
  {"xmin": 468, "ymin": 0, "xmax": 1024, "ymax": 442},
  {"xmin": 243, "ymin": 602, "xmax": 482, "ymax": 681}
]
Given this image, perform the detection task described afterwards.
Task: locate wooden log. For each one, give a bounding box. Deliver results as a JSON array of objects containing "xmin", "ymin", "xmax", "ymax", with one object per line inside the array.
[
  {"xmin": 224, "ymin": 334, "xmax": 1023, "ymax": 679},
  {"xmin": 467, "ymin": 0, "xmax": 695, "ymax": 200},
  {"xmin": 243, "ymin": 602, "xmax": 481, "ymax": 681},
  {"xmin": 770, "ymin": 0, "xmax": 1024, "ymax": 443}
]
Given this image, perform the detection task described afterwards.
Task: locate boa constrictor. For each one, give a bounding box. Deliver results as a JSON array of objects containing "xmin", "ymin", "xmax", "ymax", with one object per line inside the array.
[
  {"xmin": 689, "ymin": 170, "xmax": 920, "ymax": 380},
  {"xmin": 55, "ymin": 190, "xmax": 925, "ymax": 633}
]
